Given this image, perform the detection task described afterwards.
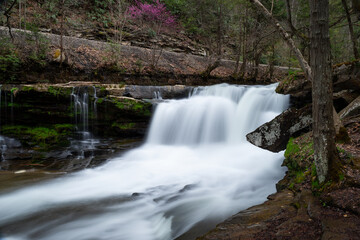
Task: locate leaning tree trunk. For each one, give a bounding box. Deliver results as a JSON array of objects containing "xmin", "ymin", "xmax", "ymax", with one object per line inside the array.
[
  {"xmin": 309, "ymin": 0, "xmax": 339, "ymax": 183},
  {"xmin": 249, "ymin": 0, "xmax": 312, "ymax": 81}
]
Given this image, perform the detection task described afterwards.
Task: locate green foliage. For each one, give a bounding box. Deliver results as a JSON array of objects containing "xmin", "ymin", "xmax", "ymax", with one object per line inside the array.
[
  {"xmin": 0, "ymin": 37, "xmax": 21, "ymax": 82},
  {"xmin": 96, "ymin": 98, "xmax": 104, "ymax": 104},
  {"xmin": 88, "ymin": 0, "xmax": 115, "ymax": 28},
  {"xmin": 10, "ymin": 87, "xmax": 19, "ymax": 94}
]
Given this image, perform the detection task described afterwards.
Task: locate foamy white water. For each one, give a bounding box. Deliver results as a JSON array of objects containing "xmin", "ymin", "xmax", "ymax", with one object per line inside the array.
[{"xmin": 0, "ymin": 84, "xmax": 289, "ymax": 240}]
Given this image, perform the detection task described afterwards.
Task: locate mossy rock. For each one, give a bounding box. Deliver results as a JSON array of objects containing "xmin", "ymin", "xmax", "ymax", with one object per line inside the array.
[
  {"xmin": 283, "ymin": 134, "xmax": 314, "ymax": 172},
  {"xmin": 110, "ymin": 97, "xmax": 152, "ymax": 117},
  {"xmin": 1, "ymin": 124, "xmax": 74, "ymax": 151}
]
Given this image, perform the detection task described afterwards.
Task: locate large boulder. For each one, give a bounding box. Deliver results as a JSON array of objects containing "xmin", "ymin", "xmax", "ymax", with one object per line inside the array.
[{"xmin": 246, "ymin": 106, "xmax": 312, "ymax": 152}]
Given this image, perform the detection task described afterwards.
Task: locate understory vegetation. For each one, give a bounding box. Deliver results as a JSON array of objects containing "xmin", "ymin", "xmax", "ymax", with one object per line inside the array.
[{"xmin": 1, "ymin": 0, "xmax": 359, "ymax": 82}]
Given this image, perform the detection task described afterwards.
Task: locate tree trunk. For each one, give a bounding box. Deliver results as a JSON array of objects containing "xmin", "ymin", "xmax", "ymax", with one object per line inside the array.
[
  {"xmin": 216, "ymin": 2, "xmax": 223, "ymax": 57},
  {"xmin": 59, "ymin": 0, "xmax": 65, "ymax": 65},
  {"xmin": 285, "ymin": 0, "xmax": 297, "ymax": 34},
  {"xmin": 240, "ymin": 6, "xmax": 248, "ymax": 78},
  {"xmin": 249, "ymin": 0, "xmax": 312, "ymax": 81},
  {"xmin": 309, "ymin": 0, "xmax": 339, "ymax": 183},
  {"xmin": 268, "ymin": 44, "xmax": 275, "ymax": 79},
  {"xmin": 342, "ymin": 0, "xmax": 359, "ymax": 59}
]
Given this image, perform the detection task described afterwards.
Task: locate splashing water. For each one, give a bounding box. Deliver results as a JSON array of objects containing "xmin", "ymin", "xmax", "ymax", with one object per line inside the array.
[{"xmin": 0, "ymin": 84, "xmax": 289, "ymax": 240}]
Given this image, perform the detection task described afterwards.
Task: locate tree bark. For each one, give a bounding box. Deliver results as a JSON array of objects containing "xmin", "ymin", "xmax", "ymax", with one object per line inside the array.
[
  {"xmin": 342, "ymin": 0, "xmax": 359, "ymax": 59},
  {"xmin": 249, "ymin": 0, "xmax": 312, "ymax": 81},
  {"xmin": 309, "ymin": 0, "xmax": 339, "ymax": 183}
]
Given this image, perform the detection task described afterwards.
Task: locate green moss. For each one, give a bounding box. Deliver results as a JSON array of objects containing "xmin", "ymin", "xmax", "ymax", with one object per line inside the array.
[
  {"xmin": 112, "ymin": 122, "xmax": 136, "ymax": 130},
  {"xmin": 96, "ymin": 98, "xmax": 104, "ymax": 104},
  {"xmin": 47, "ymin": 86, "xmax": 60, "ymax": 96},
  {"xmin": 54, "ymin": 124, "xmax": 74, "ymax": 133},
  {"xmin": 339, "ymin": 173, "xmax": 345, "ymax": 181},
  {"xmin": 311, "ymin": 163, "xmax": 317, "ymax": 177},
  {"xmin": 22, "ymin": 86, "xmax": 35, "ymax": 91},
  {"xmin": 112, "ymin": 98, "xmax": 152, "ymax": 117},
  {"xmin": 1, "ymin": 124, "xmax": 73, "ymax": 150},
  {"xmin": 47, "ymin": 86, "xmax": 72, "ymax": 97},
  {"xmin": 284, "ymin": 138, "xmax": 300, "ymax": 159},
  {"xmin": 312, "ymin": 179, "xmax": 320, "ymax": 190},
  {"xmin": 27, "ymin": 127, "xmax": 58, "ymax": 144},
  {"xmin": 295, "ymin": 171, "xmax": 305, "ymax": 183}
]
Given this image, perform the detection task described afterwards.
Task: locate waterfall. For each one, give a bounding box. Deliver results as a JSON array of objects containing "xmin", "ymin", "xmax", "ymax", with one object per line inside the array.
[
  {"xmin": 154, "ymin": 90, "xmax": 163, "ymax": 100},
  {"xmin": 71, "ymin": 87, "xmax": 89, "ymax": 137},
  {"xmin": 70, "ymin": 87, "xmax": 98, "ymax": 160},
  {"xmin": 0, "ymin": 84, "xmax": 289, "ymax": 240}
]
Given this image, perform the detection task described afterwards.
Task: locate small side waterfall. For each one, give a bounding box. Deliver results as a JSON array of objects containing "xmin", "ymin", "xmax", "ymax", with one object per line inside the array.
[
  {"xmin": 70, "ymin": 87, "xmax": 99, "ymax": 161},
  {"xmin": 154, "ymin": 90, "xmax": 163, "ymax": 100},
  {"xmin": 0, "ymin": 83, "xmax": 289, "ymax": 240}
]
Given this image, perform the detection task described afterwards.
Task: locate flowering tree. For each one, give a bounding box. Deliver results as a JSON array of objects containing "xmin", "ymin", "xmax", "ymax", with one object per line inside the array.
[
  {"xmin": 127, "ymin": 0, "xmax": 177, "ymax": 30},
  {"xmin": 127, "ymin": 0, "xmax": 177, "ymax": 69}
]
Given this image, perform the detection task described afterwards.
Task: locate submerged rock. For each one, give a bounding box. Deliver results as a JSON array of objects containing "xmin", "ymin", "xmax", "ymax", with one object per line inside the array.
[{"xmin": 246, "ymin": 105, "xmax": 312, "ymax": 152}]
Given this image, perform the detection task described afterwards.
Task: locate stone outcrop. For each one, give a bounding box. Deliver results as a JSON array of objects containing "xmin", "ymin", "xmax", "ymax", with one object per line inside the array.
[
  {"xmin": 276, "ymin": 63, "xmax": 360, "ymax": 110},
  {"xmin": 0, "ymin": 27, "xmax": 290, "ymax": 84},
  {"xmin": 246, "ymin": 105, "xmax": 312, "ymax": 152}
]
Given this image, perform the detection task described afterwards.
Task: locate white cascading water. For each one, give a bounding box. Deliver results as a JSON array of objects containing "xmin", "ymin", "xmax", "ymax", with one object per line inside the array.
[
  {"xmin": 70, "ymin": 87, "xmax": 99, "ymax": 160},
  {"xmin": 0, "ymin": 84, "xmax": 289, "ymax": 240}
]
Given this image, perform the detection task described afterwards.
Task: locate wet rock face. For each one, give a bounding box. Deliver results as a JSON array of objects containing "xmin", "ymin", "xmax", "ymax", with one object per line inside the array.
[
  {"xmin": 124, "ymin": 85, "xmax": 192, "ymax": 99},
  {"xmin": 246, "ymin": 105, "xmax": 312, "ymax": 152}
]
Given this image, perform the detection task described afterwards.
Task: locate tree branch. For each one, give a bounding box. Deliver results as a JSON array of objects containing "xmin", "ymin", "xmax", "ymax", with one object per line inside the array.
[
  {"xmin": 3, "ymin": 0, "xmax": 17, "ymax": 41},
  {"xmin": 249, "ymin": 0, "xmax": 312, "ymax": 81}
]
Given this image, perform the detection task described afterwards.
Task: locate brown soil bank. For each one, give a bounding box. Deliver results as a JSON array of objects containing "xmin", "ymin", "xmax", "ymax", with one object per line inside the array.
[{"xmin": 0, "ymin": 27, "xmax": 290, "ymax": 85}]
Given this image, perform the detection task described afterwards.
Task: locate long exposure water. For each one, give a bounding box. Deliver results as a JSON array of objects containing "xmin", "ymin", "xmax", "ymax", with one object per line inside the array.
[{"xmin": 0, "ymin": 84, "xmax": 289, "ymax": 240}]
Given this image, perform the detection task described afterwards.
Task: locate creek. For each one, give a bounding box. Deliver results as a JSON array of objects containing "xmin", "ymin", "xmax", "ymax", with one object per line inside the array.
[{"xmin": 0, "ymin": 83, "xmax": 289, "ymax": 240}]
